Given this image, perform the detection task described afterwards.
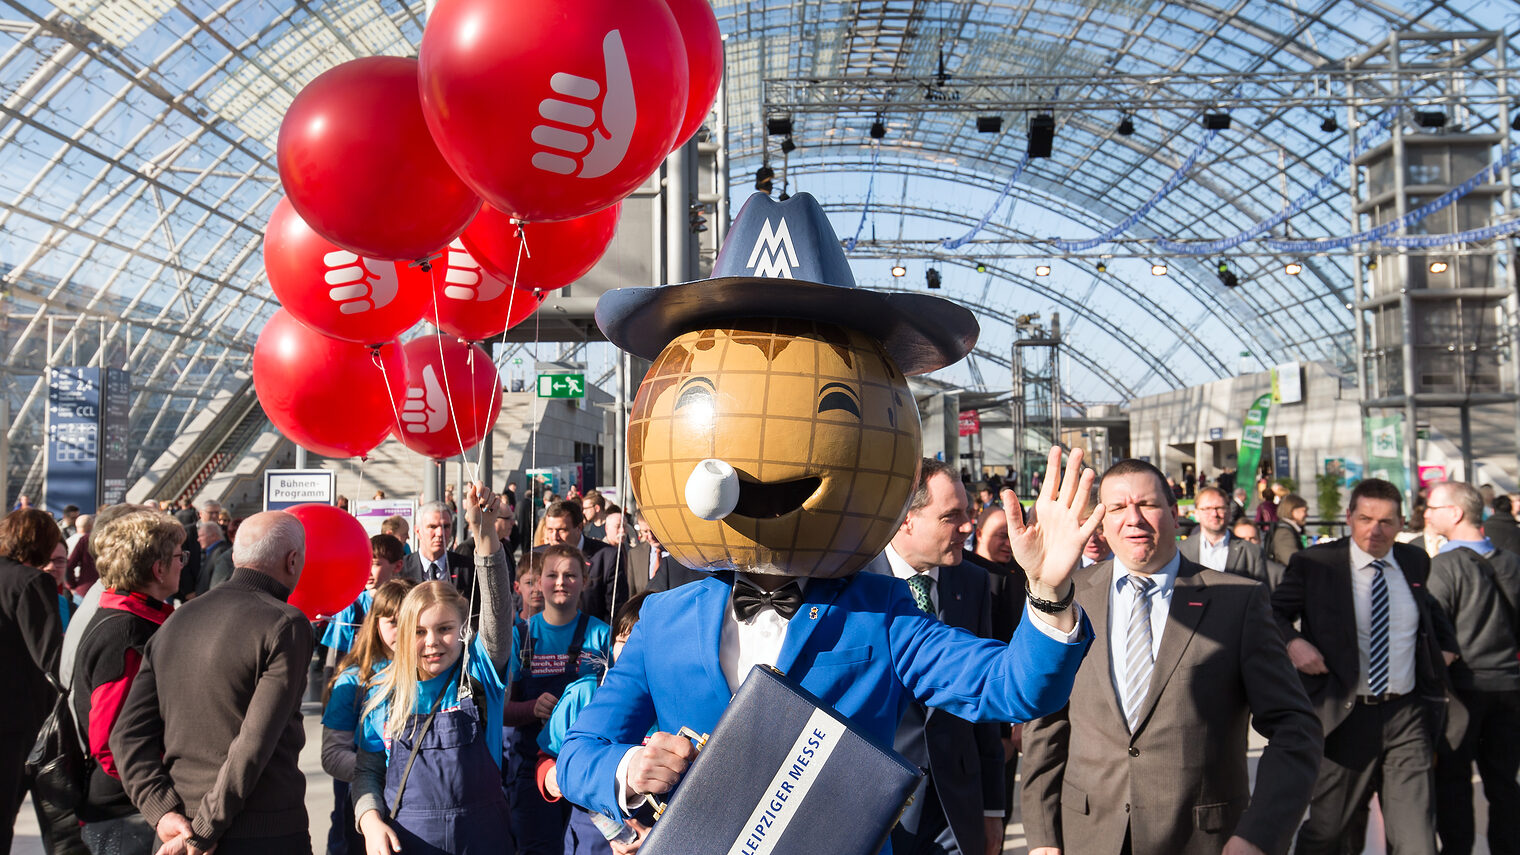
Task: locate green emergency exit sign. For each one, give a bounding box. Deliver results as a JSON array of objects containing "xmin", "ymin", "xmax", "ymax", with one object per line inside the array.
[{"xmin": 537, "ymin": 374, "xmax": 585, "ymax": 398}]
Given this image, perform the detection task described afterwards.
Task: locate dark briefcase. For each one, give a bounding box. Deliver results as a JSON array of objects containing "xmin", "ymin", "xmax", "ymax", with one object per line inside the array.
[{"xmin": 642, "ymin": 664, "xmax": 924, "ymax": 855}]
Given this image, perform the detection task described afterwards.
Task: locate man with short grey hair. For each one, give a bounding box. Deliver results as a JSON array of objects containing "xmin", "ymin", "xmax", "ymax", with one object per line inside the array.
[
  {"xmin": 402, "ymin": 500, "xmax": 473, "ymax": 594},
  {"xmin": 1421, "ymin": 479, "xmax": 1520, "ymax": 855},
  {"xmin": 113, "ymin": 511, "xmax": 314, "ymax": 855},
  {"xmin": 197, "ymin": 520, "xmax": 234, "ymax": 593}
]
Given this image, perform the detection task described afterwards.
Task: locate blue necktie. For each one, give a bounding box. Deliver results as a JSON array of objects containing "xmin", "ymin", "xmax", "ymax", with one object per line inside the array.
[
  {"xmin": 1123, "ymin": 575, "xmax": 1157, "ymax": 731},
  {"xmin": 1368, "ymin": 559, "xmax": 1390, "ymax": 694}
]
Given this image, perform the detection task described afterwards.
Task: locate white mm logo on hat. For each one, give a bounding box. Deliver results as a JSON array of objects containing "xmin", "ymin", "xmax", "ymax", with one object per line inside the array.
[{"xmin": 745, "ymin": 219, "xmax": 800, "ymax": 279}]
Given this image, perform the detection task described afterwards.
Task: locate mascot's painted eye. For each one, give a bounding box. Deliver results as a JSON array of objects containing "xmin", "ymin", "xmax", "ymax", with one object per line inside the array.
[
  {"xmin": 817, "ymin": 382, "xmax": 861, "ymax": 418},
  {"xmin": 675, "ymin": 378, "xmax": 716, "ymax": 412}
]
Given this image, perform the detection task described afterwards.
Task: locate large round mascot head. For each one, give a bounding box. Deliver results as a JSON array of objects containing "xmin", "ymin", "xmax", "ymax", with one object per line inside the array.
[{"xmin": 596, "ymin": 193, "xmax": 978, "ymax": 578}]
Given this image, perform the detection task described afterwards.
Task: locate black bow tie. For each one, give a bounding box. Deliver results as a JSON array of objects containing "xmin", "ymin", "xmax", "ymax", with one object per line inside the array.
[{"xmin": 732, "ymin": 582, "xmax": 804, "ymax": 621}]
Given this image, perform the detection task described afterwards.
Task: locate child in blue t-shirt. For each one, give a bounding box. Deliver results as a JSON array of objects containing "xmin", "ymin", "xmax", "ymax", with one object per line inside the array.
[
  {"xmin": 539, "ymin": 591, "xmax": 653, "ymax": 854},
  {"xmin": 504, "ymin": 544, "xmax": 611, "ymax": 854},
  {"xmin": 320, "ymin": 534, "xmax": 405, "ymax": 656},
  {"xmin": 319, "ymin": 577, "xmax": 411, "ymax": 855}
]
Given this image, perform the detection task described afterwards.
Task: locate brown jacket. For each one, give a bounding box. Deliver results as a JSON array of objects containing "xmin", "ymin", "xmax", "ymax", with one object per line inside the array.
[
  {"xmin": 111, "ymin": 569, "xmax": 312, "ymax": 849},
  {"xmin": 1021, "ymin": 558, "xmax": 1321, "ymax": 855}
]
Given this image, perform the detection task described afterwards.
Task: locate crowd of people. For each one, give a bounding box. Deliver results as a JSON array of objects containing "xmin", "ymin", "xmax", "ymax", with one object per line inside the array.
[{"xmin": 2, "ymin": 456, "xmax": 1517, "ymax": 855}]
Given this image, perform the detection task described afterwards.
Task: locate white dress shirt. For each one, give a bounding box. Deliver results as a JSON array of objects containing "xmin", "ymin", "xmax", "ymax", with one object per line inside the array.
[
  {"xmin": 1195, "ymin": 532, "xmax": 1230, "ymax": 573},
  {"xmin": 719, "ymin": 574, "xmax": 807, "ymax": 693},
  {"xmin": 1107, "ymin": 551, "xmax": 1181, "ymax": 706},
  {"xmin": 1349, "ymin": 541, "xmax": 1419, "ymax": 694}
]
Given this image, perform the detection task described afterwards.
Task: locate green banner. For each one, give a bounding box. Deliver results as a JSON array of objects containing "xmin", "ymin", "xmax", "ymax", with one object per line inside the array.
[
  {"xmin": 1235, "ymin": 393, "xmax": 1272, "ymax": 510},
  {"xmin": 1363, "ymin": 413, "xmax": 1410, "ymax": 495}
]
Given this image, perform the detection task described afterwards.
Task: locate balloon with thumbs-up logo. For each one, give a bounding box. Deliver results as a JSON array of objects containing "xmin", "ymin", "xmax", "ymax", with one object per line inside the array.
[
  {"xmin": 418, "ymin": 0, "xmax": 688, "ymax": 223},
  {"xmin": 394, "ymin": 335, "xmax": 503, "ymax": 460}
]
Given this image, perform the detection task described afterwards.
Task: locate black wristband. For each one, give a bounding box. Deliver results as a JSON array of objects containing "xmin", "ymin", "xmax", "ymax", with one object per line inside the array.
[{"xmin": 1025, "ymin": 580, "xmax": 1076, "ymax": 614}]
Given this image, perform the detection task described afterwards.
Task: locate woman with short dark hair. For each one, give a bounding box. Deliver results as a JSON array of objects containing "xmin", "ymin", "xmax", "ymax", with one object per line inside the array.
[{"xmin": 0, "ymin": 508, "xmax": 64, "ymax": 852}]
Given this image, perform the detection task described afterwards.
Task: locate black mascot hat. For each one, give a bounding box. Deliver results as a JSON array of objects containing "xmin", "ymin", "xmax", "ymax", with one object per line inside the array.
[{"xmin": 595, "ymin": 192, "xmax": 978, "ymax": 375}]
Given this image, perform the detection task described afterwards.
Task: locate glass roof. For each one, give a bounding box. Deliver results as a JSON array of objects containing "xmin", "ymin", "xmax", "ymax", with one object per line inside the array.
[{"xmin": 1, "ymin": 0, "xmax": 1516, "ymax": 494}]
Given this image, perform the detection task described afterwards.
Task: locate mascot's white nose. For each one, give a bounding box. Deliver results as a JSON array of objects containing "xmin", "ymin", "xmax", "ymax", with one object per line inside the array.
[{"xmin": 685, "ymin": 458, "xmax": 740, "ymax": 521}]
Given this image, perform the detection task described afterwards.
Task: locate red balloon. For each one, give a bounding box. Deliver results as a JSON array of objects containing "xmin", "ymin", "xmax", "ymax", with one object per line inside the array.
[
  {"xmin": 254, "ymin": 309, "xmax": 407, "ymax": 458},
  {"xmin": 665, "ymin": 0, "xmax": 723, "ymax": 150},
  {"xmin": 278, "ymin": 56, "xmax": 480, "ymax": 261},
  {"xmin": 286, "ymin": 503, "xmax": 372, "ymax": 620},
  {"xmin": 419, "ymin": 0, "xmax": 688, "ymax": 222},
  {"xmin": 427, "ymin": 240, "xmax": 546, "ymax": 341},
  {"xmin": 460, "ymin": 202, "xmax": 621, "ymax": 291},
  {"xmin": 264, "ymin": 197, "xmax": 432, "ymax": 345},
  {"xmin": 395, "ymin": 336, "xmax": 503, "ymax": 460}
]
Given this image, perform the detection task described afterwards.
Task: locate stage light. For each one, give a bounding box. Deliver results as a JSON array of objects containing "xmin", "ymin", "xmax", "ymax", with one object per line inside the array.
[
  {"xmin": 1320, "ymin": 115, "xmax": 1339, "ymax": 133},
  {"xmin": 1028, "ymin": 113, "xmax": 1055, "ymax": 158},
  {"xmin": 975, "ymin": 262, "xmax": 987, "ymax": 273},
  {"xmin": 1367, "ymin": 257, "xmax": 1379, "ymax": 271},
  {"xmin": 1202, "ymin": 112, "xmax": 1231, "ymax": 131},
  {"xmin": 766, "ymin": 116, "xmax": 793, "ymax": 136},
  {"xmin": 1216, "ymin": 261, "xmax": 1239, "ymax": 288},
  {"xmin": 1429, "ymin": 260, "xmax": 1450, "ymax": 274},
  {"xmin": 926, "ymin": 268, "xmax": 942, "ymax": 289},
  {"xmin": 1117, "ymin": 116, "xmax": 1134, "ymax": 136},
  {"xmin": 976, "ymin": 116, "xmax": 1003, "ymax": 134},
  {"xmin": 1035, "ymin": 265, "xmax": 1051, "ymax": 277},
  {"xmin": 1285, "ymin": 261, "xmax": 1303, "ymax": 276},
  {"xmin": 1095, "ymin": 261, "xmax": 1107, "ymax": 273},
  {"xmin": 688, "ymin": 206, "xmax": 708, "ymax": 233},
  {"xmin": 1415, "ymin": 111, "xmax": 1447, "ymax": 129},
  {"xmin": 1512, "ymin": 107, "xmax": 1520, "ymax": 131},
  {"xmin": 891, "ymin": 265, "xmax": 906, "ymax": 278},
  {"xmin": 1151, "ymin": 263, "xmax": 1168, "ymax": 276},
  {"xmin": 754, "ymin": 165, "xmax": 774, "ymax": 193},
  {"xmin": 870, "ymin": 118, "xmax": 887, "ymax": 139},
  {"xmin": 780, "ymin": 136, "xmax": 796, "ymax": 154}
]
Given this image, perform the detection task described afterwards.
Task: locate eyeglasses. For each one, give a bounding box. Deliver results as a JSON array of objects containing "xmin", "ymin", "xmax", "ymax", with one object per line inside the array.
[{"xmin": 1195, "ymin": 505, "xmax": 1229, "ymax": 514}]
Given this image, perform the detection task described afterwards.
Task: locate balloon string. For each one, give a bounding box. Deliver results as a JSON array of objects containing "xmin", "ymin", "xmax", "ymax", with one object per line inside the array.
[
  {"xmin": 372, "ymin": 349, "xmax": 406, "ymax": 438},
  {"xmin": 430, "ymin": 274, "xmax": 478, "ymax": 484},
  {"xmin": 355, "ymin": 454, "xmax": 367, "ymax": 511},
  {"xmin": 468, "ymin": 344, "xmax": 492, "ymax": 485}
]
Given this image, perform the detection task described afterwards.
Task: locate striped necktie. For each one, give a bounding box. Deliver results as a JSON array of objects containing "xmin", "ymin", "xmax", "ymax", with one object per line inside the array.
[
  {"xmin": 1123, "ymin": 574, "xmax": 1157, "ymax": 731},
  {"xmin": 1368, "ymin": 558, "xmax": 1390, "ymax": 694}
]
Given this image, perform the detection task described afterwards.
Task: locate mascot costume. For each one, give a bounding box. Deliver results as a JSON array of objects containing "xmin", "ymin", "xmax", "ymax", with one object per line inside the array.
[{"xmin": 559, "ymin": 192, "xmax": 1095, "ymax": 850}]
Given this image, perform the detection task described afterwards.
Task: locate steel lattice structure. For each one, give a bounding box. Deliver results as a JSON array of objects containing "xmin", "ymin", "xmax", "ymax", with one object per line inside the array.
[{"xmin": 0, "ymin": 0, "xmax": 1516, "ymax": 500}]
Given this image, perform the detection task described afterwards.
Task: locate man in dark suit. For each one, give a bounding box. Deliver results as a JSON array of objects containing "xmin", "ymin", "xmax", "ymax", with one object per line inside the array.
[
  {"xmin": 535, "ymin": 500, "xmax": 612, "ymax": 619},
  {"xmin": 402, "ymin": 500, "xmax": 474, "ymax": 594},
  {"xmin": 1180, "ymin": 485, "xmax": 1268, "ymax": 584},
  {"xmin": 1272, "ymin": 478, "xmax": 1460, "ymax": 855},
  {"xmin": 587, "ymin": 513, "xmax": 684, "ymax": 617},
  {"xmin": 867, "ymin": 459, "xmax": 1005, "ymax": 855},
  {"xmin": 197, "ymin": 521, "xmax": 235, "ymax": 593},
  {"xmin": 1022, "ymin": 458, "xmax": 1320, "ymax": 855},
  {"xmin": 966, "ymin": 504, "xmax": 1027, "ymax": 831}
]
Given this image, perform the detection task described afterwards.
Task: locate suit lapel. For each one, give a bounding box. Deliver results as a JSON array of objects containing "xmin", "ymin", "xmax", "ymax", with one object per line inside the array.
[
  {"xmin": 696, "ymin": 573, "xmax": 734, "ymax": 699},
  {"xmin": 936, "ymin": 564, "xmax": 970, "ymax": 628},
  {"xmin": 775, "ymin": 576, "xmax": 849, "ymax": 674},
  {"xmin": 1132, "ymin": 561, "xmax": 1210, "ymax": 736},
  {"xmin": 1078, "ymin": 563, "xmax": 1128, "ymax": 731}
]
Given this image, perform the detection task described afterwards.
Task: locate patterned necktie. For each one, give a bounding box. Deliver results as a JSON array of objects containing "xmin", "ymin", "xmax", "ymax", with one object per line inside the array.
[
  {"xmin": 1368, "ymin": 558, "xmax": 1390, "ymax": 694},
  {"xmin": 907, "ymin": 573, "xmax": 935, "ymax": 615},
  {"xmin": 1123, "ymin": 574, "xmax": 1157, "ymax": 731}
]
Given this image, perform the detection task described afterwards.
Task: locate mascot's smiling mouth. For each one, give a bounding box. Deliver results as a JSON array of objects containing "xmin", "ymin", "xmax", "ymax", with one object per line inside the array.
[{"xmin": 731, "ymin": 473, "xmax": 821, "ymax": 519}]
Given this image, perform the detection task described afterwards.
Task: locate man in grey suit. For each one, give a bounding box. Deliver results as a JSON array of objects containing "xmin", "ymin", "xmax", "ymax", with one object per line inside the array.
[
  {"xmin": 1022, "ymin": 458, "xmax": 1321, "ymax": 855},
  {"xmin": 1179, "ymin": 486, "xmax": 1267, "ymax": 584},
  {"xmin": 867, "ymin": 458, "xmax": 1004, "ymax": 855}
]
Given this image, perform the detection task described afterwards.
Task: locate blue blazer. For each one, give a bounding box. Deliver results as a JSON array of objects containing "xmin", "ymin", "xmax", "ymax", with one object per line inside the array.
[{"xmin": 559, "ymin": 570, "xmax": 1092, "ymax": 823}]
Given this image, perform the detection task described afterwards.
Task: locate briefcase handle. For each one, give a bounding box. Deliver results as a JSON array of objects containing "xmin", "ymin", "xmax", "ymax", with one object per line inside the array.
[{"xmin": 650, "ymin": 726, "xmax": 710, "ymax": 820}]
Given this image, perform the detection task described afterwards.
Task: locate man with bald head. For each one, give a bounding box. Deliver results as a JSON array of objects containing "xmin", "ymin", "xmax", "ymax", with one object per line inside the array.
[{"xmin": 113, "ymin": 511, "xmax": 315, "ymax": 855}]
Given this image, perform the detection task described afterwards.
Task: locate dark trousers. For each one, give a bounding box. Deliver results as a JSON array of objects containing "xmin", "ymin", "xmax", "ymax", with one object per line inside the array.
[
  {"xmin": 326, "ymin": 779, "xmax": 364, "ymax": 855},
  {"xmin": 81, "ymin": 814, "xmax": 156, "ymax": 855},
  {"xmin": 1435, "ymin": 687, "xmax": 1520, "ymax": 855},
  {"xmin": 1295, "ymin": 694, "xmax": 1436, "ymax": 855},
  {"xmin": 1, "ymin": 732, "xmax": 27, "ymax": 853},
  {"xmin": 510, "ymin": 767, "xmax": 572, "ymax": 855},
  {"xmin": 890, "ymin": 779, "xmax": 961, "ymax": 855}
]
